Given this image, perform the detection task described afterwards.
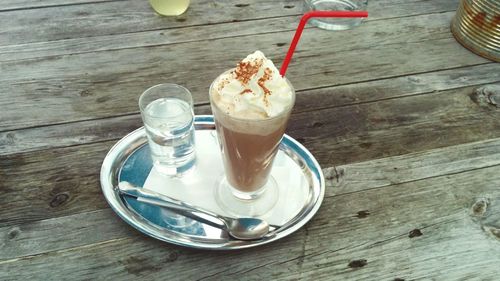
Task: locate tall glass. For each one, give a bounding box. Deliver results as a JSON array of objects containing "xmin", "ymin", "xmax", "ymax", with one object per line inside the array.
[{"xmin": 209, "ymin": 70, "xmax": 296, "ymax": 217}]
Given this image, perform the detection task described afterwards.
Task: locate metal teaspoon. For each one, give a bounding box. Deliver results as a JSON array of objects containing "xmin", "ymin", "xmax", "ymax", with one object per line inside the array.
[{"xmin": 117, "ymin": 181, "xmax": 275, "ymax": 240}]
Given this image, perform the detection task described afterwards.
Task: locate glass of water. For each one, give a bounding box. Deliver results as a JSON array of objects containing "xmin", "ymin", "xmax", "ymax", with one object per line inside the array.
[
  {"xmin": 305, "ymin": 0, "xmax": 368, "ymax": 30},
  {"xmin": 139, "ymin": 84, "xmax": 196, "ymax": 176}
]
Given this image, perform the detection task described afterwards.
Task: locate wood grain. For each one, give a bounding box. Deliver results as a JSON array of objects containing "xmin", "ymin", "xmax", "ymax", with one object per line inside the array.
[
  {"xmin": 3, "ymin": 0, "xmax": 499, "ymax": 279},
  {"xmin": 288, "ymin": 83, "xmax": 500, "ymax": 165},
  {"xmin": 0, "ymin": 0, "xmax": 119, "ymax": 12},
  {"xmin": 2, "ymin": 136, "xmax": 500, "ymax": 261},
  {"xmin": 0, "ymin": 140, "xmax": 114, "ymax": 228},
  {"xmin": 2, "ymin": 83, "xmax": 499, "ymax": 227},
  {"xmin": 325, "ymin": 137, "xmax": 500, "ymax": 196},
  {"xmin": 2, "ymin": 144, "xmax": 499, "ymax": 280},
  {"xmin": 0, "ymin": 0, "xmax": 460, "ymax": 46},
  {"xmin": 2, "ymin": 63, "xmax": 498, "ymax": 155},
  {"xmin": 0, "ymin": 209, "xmax": 138, "ymax": 261},
  {"xmin": 0, "ymin": 16, "xmax": 300, "ymax": 62},
  {"xmin": 1, "ymin": 12, "xmax": 493, "ymax": 132},
  {"xmin": 0, "ymin": 7, "xmax": 459, "ymax": 62},
  {"xmin": 0, "ymin": 0, "xmax": 302, "ymax": 45}
]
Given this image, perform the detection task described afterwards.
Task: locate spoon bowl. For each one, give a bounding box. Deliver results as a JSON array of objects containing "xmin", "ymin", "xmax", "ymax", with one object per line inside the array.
[{"xmin": 226, "ymin": 217, "xmax": 270, "ymax": 240}]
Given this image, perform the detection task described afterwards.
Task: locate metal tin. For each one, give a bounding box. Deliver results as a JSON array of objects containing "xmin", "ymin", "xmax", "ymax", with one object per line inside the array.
[
  {"xmin": 451, "ymin": 0, "xmax": 500, "ymax": 62},
  {"xmin": 100, "ymin": 115, "xmax": 325, "ymax": 250}
]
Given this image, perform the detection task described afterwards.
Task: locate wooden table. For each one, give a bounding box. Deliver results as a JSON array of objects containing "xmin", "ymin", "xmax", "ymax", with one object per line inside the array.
[{"xmin": 1, "ymin": 0, "xmax": 499, "ymax": 279}]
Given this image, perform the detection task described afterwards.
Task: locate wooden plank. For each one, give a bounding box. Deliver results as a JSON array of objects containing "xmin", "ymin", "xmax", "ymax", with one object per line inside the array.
[
  {"xmin": 0, "ymin": 0, "xmax": 120, "ymax": 12},
  {"xmin": 0, "ymin": 106, "xmax": 212, "ymax": 156},
  {"xmin": 2, "ymin": 83, "xmax": 500, "ymax": 227},
  {"xmin": 0, "ymin": 209, "xmax": 137, "ymax": 261},
  {"xmin": 293, "ymin": 62, "xmax": 499, "ymax": 113},
  {"xmin": 1, "ymin": 136, "xmax": 500, "ymax": 261},
  {"xmin": 0, "ymin": 10, "xmax": 460, "ymax": 79},
  {"xmin": 0, "ymin": 7, "xmax": 459, "ymax": 62},
  {"xmin": 324, "ymin": 137, "xmax": 500, "ymax": 196},
  {"xmin": 1, "ymin": 63, "xmax": 499, "ymax": 155},
  {"xmin": 288, "ymin": 83, "xmax": 500, "ymax": 165},
  {"xmin": 0, "ymin": 16, "xmax": 299, "ymax": 62},
  {"xmin": 0, "ymin": 140, "xmax": 114, "ymax": 228},
  {"xmin": 0, "ymin": 0, "xmax": 460, "ymax": 46},
  {"xmin": 1, "ymin": 13, "xmax": 493, "ymax": 132},
  {"xmin": 1, "ymin": 158, "xmax": 499, "ymax": 280},
  {"xmin": 0, "ymin": 0, "xmax": 303, "ymax": 46}
]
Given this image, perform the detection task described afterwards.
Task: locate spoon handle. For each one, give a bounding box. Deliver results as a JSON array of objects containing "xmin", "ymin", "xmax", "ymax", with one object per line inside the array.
[{"xmin": 118, "ymin": 181, "xmax": 227, "ymax": 229}]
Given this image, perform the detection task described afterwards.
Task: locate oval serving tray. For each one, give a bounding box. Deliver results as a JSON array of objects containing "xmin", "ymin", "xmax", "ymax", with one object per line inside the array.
[{"xmin": 100, "ymin": 115, "xmax": 325, "ymax": 250}]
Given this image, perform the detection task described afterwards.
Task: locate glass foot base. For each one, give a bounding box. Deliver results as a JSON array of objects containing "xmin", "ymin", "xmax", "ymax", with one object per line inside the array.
[
  {"xmin": 153, "ymin": 156, "xmax": 196, "ymax": 177},
  {"xmin": 214, "ymin": 176, "xmax": 279, "ymax": 217}
]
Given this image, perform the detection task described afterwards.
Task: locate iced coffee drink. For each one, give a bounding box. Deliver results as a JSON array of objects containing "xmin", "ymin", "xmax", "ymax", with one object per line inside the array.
[{"xmin": 210, "ymin": 51, "xmax": 295, "ymax": 216}]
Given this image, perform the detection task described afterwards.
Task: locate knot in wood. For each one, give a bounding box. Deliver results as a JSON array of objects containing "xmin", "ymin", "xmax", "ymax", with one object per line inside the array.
[
  {"xmin": 5, "ymin": 132, "xmax": 16, "ymax": 145},
  {"xmin": 356, "ymin": 210, "xmax": 370, "ymax": 219},
  {"xmin": 166, "ymin": 251, "xmax": 179, "ymax": 262},
  {"xmin": 8, "ymin": 227, "xmax": 21, "ymax": 239},
  {"xmin": 348, "ymin": 259, "xmax": 367, "ymax": 268},
  {"xmin": 470, "ymin": 84, "xmax": 500, "ymax": 108},
  {"xmin": 50, "ymin": 192, "xmax": 70, "ymax": 208},
  {"xmin": 489, "ymin": 227, "xmax": 500, "ymax": 240},
  {"xmin": 408, "ymin": 228, "xmax": 423, "ymax": 238},
  {"xmin": 471, "ymin": 197, "xmax": 490, "ymax": 217},
  {"xmin": 79, "ymin": 89, "xmax": 92, "ymax": 97}
]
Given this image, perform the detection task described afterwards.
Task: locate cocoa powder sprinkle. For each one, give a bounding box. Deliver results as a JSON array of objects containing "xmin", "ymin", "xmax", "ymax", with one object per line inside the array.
[
  {"xmin": 218, "ymin": 78, "xmax": 230, "ymax": 91},
  {"xmin": 235, "ymin": 59, "xmax": 263, "ymax": 85},
  {"xmin": 239, "ymin": 89, "xmax": 253, "ymax": 95},
  {"xmin": 258, "ymin": 67, "xmax": 273, "ymax": 106}
]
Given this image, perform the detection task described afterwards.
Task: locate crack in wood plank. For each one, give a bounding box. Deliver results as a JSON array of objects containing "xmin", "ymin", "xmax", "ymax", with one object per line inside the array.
[
  {"xmin": 0, "ymin": 237, "xmax": 130, "ymax": 265},
  {"xmin": 196, "ymin": 267, "xmax": 234, "ymax": 281},
  {"xmin": 0, "ymin": 0, "xmax": 121, "ymax": 12}
]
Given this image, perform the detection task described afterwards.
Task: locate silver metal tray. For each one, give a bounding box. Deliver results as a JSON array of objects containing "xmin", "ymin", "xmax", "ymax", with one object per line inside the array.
[{"xmin": 100, "ymin": 115, "xmax": 324, "ymax": 250}]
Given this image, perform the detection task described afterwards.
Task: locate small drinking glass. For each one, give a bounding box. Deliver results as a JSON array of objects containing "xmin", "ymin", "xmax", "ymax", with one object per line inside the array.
[
  {"xmin": 139, "ymin": 84, "xmax": 196, "ymax": 176},
  {"xmin": 139, "ymin": 83, "xmax": 196, "ymax": 229},
  {"xmin": 305, "ymin": 0, "xmax": 368, "ymax": 30}
]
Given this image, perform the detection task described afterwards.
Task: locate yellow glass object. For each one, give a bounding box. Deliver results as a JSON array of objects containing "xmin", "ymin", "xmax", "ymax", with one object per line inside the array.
[{"xmin": 149, "ymin": 0, "xmax": 190, "ymax": 16}]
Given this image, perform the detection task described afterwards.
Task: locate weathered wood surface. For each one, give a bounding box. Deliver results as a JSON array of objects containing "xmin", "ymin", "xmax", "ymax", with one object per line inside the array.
[
  {"xmin": 2, "ymin": 63, "xmax": 498, "ymax": 155},
  {"xmin": 0, "ymin": 28, "xmax": 491, "ymax": 131},
  {"xmin": 0, "ymin": 1, "xmax": 460, "ymax": 62},
  {"xmin": 2, "ymin": 82, "xmax": 499, "ymax": 229},
  {"xmin": 0, "ymin": 0, "xmax": 459, "ymax": 45},
  {"xmin": 1, "ymin": 3, "xmax": 486, "ymax": 132},
  {"xmin": 1, "ymin": 138, "xmax": 500, "ymax": 280},
  {"xmin": 1, "ymin": 0, "xmax": 120, "ymax": 12},
  {"xmin": 1, "ymin": 0, "xmax": 500, "ymax": 279}
]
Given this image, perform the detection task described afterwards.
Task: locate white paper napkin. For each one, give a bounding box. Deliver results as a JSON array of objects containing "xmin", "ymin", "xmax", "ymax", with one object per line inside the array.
[{"xmin": 142, "ymin": 130, "xmax": 309, "ymax": 226}]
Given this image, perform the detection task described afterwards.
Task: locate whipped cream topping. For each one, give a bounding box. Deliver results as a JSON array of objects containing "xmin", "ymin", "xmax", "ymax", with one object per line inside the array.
[{"xmin": 211, "ymin": 51, "xmax": 294, "ymax": 119}]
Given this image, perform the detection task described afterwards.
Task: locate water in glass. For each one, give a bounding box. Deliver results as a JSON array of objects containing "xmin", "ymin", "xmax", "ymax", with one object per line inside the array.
[{"xmin": 143, "ymin": 97, "xmax": 195, "ymax": 173}]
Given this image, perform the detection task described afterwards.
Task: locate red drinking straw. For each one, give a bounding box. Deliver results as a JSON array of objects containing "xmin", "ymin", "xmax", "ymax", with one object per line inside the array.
[{"xmin": 280, "ymin": 10, "xmax": 369, "ymax": 77}]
